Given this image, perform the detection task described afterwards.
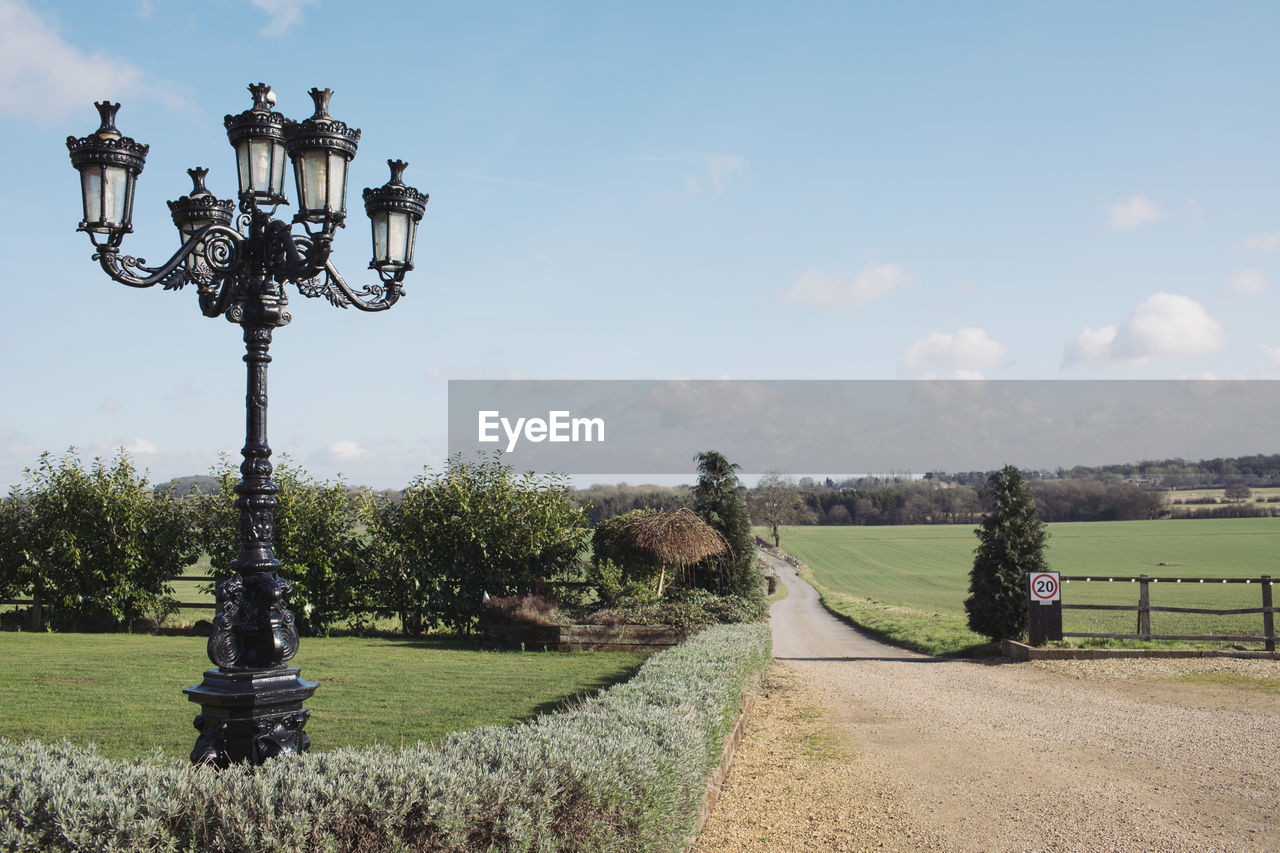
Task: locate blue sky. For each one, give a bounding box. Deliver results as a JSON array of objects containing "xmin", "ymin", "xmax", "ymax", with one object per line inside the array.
[{"xmin": 4, "ymin": 0, "xmax": 1280, "ymax": 490}]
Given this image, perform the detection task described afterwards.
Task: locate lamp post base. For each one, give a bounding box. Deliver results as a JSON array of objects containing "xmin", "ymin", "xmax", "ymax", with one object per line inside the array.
[{"xmin": 185, "ymin": 666, "xmax": 317, "ymax": 767}]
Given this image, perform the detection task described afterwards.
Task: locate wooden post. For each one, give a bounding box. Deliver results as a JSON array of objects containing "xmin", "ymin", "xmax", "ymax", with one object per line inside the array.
[
  {"xmin": 1026, "ymin": 573, "xmax": 1062, "ymax": 646},
  {"xmin": 1027, "ymin": 574, "xmax": 1045, "ymax": 646},
  {"xmin": 1262, "ymin": 575, "xmax": 1275, "ymax": 653},
  {"xmin": 27, "ymin": 588, "xmax": 41, "ymax": 632},
  {"xmin": 1137, "ymin": 574, "xmax": 1151, "ymax": 639}
]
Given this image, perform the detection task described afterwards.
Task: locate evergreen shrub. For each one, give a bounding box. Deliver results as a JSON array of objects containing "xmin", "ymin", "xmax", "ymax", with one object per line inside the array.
[{"xmin": 0, "ymin": 623, "xmax": 770, "ymax": 853}]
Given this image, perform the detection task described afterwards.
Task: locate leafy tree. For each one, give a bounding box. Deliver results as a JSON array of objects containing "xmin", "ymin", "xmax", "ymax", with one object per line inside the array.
[
  {"xmin": 0, "ymin": 450, "xmax": 197, "ymax": 631},
  {"xmin": 365, "ymin": 452, "xmax": 588, "ymax": 634},
  {"xmin": 692, "ymin": 451, "xmax": 762, "ymax": 601},
  {"xmin": 1224, "ymin": 483, "xmax": 1253, "ymax": 503},
  {"xmin": 193, "ymin": 456, "xmax": 370, "ymax": 635},
  {"xmin": 964, "ymin": 465, "xmax": 1048, "ymax": 641},
  {"xmin": 747, "ymin": 471, "xmax": 816, "ymax": 547}
]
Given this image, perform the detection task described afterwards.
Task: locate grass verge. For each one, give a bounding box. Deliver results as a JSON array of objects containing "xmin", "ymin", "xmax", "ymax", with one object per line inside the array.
[
  {"xmin": 791, "ymin": 564, "xmax": 994, "ymax": 657},
  {"xmin": 0, "ymin": 623, "xmax": 770, "ymax": 853}
]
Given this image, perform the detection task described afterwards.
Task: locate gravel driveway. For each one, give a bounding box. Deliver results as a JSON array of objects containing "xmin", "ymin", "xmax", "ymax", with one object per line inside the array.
[{"xmin": 695, "ymin": 555, "xmax": 1280, "ymax": 852}]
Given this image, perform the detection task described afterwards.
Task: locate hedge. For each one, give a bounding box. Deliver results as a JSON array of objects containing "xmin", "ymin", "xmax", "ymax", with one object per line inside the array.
[{"xmin": 0, "ymin": 623, "xmax": 770, "ymax": 852}]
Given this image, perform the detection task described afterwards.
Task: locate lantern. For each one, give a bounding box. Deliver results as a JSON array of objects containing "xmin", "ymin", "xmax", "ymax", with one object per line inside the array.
[
  {"xmin": 362, "ymin": 160, "xmax": 428, "ymax": 275},
  {"xmin": 66, "ymin": 102, "xmax": 149, "ymax": 240},
  {"xmin": 285, "ymin": 88, "xmax": 361, "ymax": 230}
]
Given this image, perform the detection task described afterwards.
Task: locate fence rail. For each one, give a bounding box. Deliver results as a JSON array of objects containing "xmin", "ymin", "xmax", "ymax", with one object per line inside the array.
[{"xmin": 1059, "ymin": 573, "xmax": 1275, "ymax": 650}]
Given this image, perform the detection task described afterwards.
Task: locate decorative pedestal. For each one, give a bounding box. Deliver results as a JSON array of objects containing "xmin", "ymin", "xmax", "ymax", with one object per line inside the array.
[{"xmin": 185, "ymin": 666, "xmax": 318, "ymax": 767}]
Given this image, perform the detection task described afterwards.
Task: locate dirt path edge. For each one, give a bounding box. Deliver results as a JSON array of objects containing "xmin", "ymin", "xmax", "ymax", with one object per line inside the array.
[{"xmin": 686, "ymin": 687, "xmax": 759, "ymax": 850}]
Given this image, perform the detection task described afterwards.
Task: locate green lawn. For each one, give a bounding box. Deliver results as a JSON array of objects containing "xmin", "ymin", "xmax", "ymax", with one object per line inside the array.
[
  {"xmin": 772, "ymin": 518, "xmax": 1280, "ymax": 654},
  {"xmin": 0, "ymin": 633, "xmax": 644, "ymax": 760}
]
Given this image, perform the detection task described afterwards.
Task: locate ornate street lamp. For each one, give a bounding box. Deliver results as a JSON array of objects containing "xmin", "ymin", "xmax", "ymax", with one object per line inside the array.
[{"xmin": 67, "ymin": 84, "xmax": 428, "ymax": 767}]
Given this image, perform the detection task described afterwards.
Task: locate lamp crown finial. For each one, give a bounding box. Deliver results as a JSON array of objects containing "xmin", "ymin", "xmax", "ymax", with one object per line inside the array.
[
  {"xmin": 307, "ymin": 87, "xmax": 333, "ymax": 120},
  {"xmin": 387, "ymin": 159, "xmax": 408, "ymax": 185},
  {"xmin": 248, "ymin": 83, "xmax": 275, "ymax": 112},
  {"xmin": 93, "ymin": 101, "xmax": 122, "ymax": 138},
  {"xmin": 187, "ymin": 167, "xmax": 211, "ymax": 196}
]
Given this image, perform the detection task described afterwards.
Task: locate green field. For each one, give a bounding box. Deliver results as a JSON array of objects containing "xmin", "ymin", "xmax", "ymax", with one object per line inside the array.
[
  {"xmin": 0, "ymin": 633, "xmax": 644, "ymax": 760},
  {"xmin": 772, "ymin": 518, "xmax": 1280, "ymax": 654}
]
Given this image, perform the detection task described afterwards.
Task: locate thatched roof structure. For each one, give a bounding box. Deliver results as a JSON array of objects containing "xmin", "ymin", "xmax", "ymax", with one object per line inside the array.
[{"xmin": 621, "ymin": 507, "xmax": 728, "ymax": 568}]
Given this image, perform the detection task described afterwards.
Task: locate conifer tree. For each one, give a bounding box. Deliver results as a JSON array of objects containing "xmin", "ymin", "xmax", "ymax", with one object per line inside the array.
[
  {"xmin": 691, "ymin": 450, "xmax": 761, "ymax": 599},
  {"xmin": 965, "ymin": 464, "xmax": 1048, "ymax": 641}
]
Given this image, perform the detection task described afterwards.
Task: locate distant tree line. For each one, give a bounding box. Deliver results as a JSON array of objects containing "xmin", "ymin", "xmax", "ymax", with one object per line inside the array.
[
  {"xmin": 734, "ymin": 452, "xmax": 1280, "ymax": 531},
  {"xmin": 572, "ymin": 483, "xmax": 692, "ymax": 525}
]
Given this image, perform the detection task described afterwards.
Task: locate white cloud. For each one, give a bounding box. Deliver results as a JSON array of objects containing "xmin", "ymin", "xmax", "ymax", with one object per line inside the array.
[
  {"xmin": 902, "ymin": 328, "xmax": 1009, "ymax": 374},
  {"xmin": 665, "ymin": 153, "xmax": 748, "ymax": 200},
  {"xmin": 122, "ymin": 437, "xmax": 158, "ymax": 455},
  {"xmin": 1106, "ymin": 194, "xmax": 1162, "ymax": 230},
  {"xmin": 780, "ymin": 264, "xmax": 912, "ymax": 308},
  {"xmin": 1228, "ymin": 268, "xmax": 1269, "ymax": 295},
  {"xmin": 1064, "ymin": 292, "xmax": 1227, "ymax": 366},
  {"xmin": 325, "ymin": 440, "xmax": 369, "ymax": 461},
  {"xmin": 1237, "ymin": 230, "xmax": 1280, "ymax": 252},
  {"xmin": 0, "ymin": 0, "xmax": 146, "ymax": 122},
  {"xmin": 1063, "ymin": 325, "xmax": 1118, "ymax": 366},
  {"xmin": 247, "ymin": 0, "xmax": 316, "ymax": 36}
]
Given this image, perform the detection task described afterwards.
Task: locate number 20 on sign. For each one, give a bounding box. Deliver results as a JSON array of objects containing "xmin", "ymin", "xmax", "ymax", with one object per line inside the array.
[{"xmin": 1030, "ymin": 572, "xmax": 1060, "ymax": 605}]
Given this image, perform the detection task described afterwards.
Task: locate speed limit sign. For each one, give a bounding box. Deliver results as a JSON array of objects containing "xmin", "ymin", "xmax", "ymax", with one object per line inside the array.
[{"xmin": 1030, "ymin": 572, "xmax": 1060, "ymax": 604}]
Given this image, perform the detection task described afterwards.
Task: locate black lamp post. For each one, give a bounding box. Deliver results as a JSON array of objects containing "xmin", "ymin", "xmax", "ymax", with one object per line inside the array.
[{"xmin": 66, "ymin": 83, "xmax": 428, "ymax": 767}]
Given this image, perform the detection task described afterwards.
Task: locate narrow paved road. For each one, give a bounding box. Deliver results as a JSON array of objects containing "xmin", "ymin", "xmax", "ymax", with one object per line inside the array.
[{"xmin": 697, "ymin": 555, "xmax": 1280, "ymax": 852}]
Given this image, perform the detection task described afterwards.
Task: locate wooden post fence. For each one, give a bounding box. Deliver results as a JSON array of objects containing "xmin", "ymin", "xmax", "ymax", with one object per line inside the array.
[{"xmin": 1053, "ymin": 574, "xmax": 1279, "ymax": 647}]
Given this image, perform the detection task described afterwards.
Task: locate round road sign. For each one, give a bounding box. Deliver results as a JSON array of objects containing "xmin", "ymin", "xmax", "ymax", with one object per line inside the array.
[{"xmin": 1030, "ymin": 572, "xmax": 1060, "ymax": 603}]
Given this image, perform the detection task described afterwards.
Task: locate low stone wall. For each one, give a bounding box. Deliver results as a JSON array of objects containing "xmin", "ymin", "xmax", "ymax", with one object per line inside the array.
[{"xmin": 481, "ymin": 622, "xmax": 692, "ymax": 652}]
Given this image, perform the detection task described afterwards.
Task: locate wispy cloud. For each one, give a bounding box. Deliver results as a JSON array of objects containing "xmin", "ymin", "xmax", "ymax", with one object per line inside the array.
[
  {"xmin": 0, "ymin": 0, "xmax": 146, "ymax": 123},
  {"xmin": 1228, "ymin": 268, "xmax": 1269, "ymax": 295},
  {"xmin": 1064, "ymin": 292, "xmax": 1226, "ymax": 366},
  {"xmin": 664, "ymin": 153, "xmax": 748, "ymax": 200},
  {"xmin": 779, "ymin": 264, "xmax": 912, "ymax": 308},
  {"xmin": 247, "ymin": 0, "xmax": 316, "ymax": 37},
  {"xmin": 1105, "ymin": 194, "xmax": 1162, "ymax": 230},
  {"xmin": 1235, "ymin": 230, "xmax": 1280, "ymax": 252}
]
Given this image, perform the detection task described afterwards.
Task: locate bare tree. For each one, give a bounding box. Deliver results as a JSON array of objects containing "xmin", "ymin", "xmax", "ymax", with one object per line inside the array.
[{"xmin": 747, "ymin": 471, "xmax": 816, "ymax": 547}]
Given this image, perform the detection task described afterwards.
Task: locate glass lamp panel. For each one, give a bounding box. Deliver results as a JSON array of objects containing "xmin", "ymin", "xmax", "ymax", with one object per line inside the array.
[
  {"xmin": 270, "ymin": 140, "xmax": 287, "ymax": 197},
  {"xmin": 80, "ymin": 169, "xmax": 103, "ymax": 230},
  {"xmin": 405, "ymin": 218, "xmax": 419, "ymax": 264},
  {"xmin": 303, "ymin": 149, "xmax": 328, "ymax": 213},
  {"xmin": 371, "ymin": 211, "xmax": 389, "ymax": 262},
  {"xmin": 328, "ymin": 151, "xmax": 348, "ymax": 214},
  {"xmin": 386, "ymin": 211, "xmax": 409, "ymax": 265},
  {"xmin": 249, "ymin": 139, "xmax": 273, "ymax": 193},
  {"xmin": 291, "ymin": 150, "xmax": 307, "ymax": 210},
  {"xmin": 123, "ymin": 173, "xmax": 136, "ymax": 229},
  {"xmin": 102, "ymin": 165, "xmax": 129, "ymax": 227},
  {"xmin": 236, "ymin": 141, "xmax": 252, "ymax": 197}
]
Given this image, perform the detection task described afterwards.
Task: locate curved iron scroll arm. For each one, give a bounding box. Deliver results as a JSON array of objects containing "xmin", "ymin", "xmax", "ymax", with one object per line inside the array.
[
  {"xmin": 293, "ymin": 259, "xmax": 404, "ymax": 312},
  {"xmin": 92, "ymin": 224, "xmax": 245, "ymax": 292}
]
